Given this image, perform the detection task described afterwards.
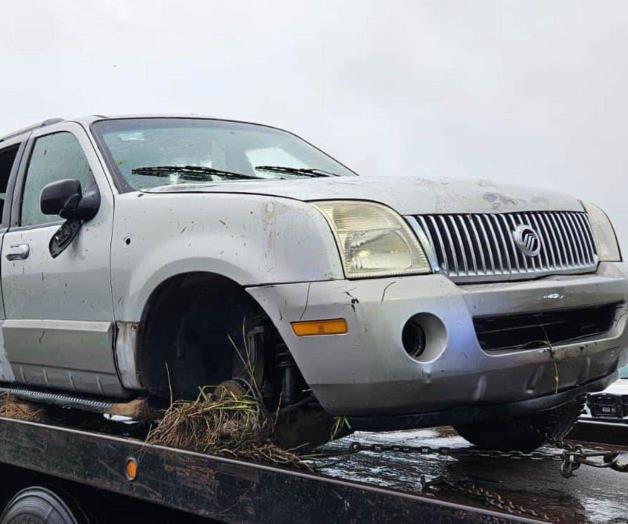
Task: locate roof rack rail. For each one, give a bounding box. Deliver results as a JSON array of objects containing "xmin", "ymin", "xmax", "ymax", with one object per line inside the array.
[{"xmin": 0, "ymin": 118, "xmax": 65, "ymax": 143}]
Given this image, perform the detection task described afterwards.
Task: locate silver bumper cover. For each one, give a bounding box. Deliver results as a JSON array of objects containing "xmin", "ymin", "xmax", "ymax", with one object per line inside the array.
[{"xmin": 248, "ymin": 262, "xmax": 628, "ymax": 416}]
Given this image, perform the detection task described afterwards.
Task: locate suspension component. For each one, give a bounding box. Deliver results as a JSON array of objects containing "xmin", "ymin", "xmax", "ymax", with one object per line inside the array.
[{"xmin": 275, "ymin": 343, "xmax": 299, "ymax": 407}]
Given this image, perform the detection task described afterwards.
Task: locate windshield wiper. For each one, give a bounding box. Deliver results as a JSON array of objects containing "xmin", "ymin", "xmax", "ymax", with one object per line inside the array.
[
  {"xmin": 131, "ymin": 165, "xmax": 260, "ymax": 181},
  {"xmin": 254, "ymin": 165, "xmax": 340, "ymax": 177}
]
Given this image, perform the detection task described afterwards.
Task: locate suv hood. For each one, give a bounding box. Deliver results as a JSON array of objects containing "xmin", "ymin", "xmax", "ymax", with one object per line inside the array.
[{"xmin": 145, "ymin": 176, "xmax": 583, "ymax": 215}]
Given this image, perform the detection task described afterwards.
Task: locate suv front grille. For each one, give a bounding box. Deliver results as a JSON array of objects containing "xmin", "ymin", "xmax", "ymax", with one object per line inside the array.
[
  {"xmin": 414, "ymin": 211, "xmax": 597, "ymax": 282},
  {"xmin": 473, "ymin": 303, "xmax": 618, "ymax": 352}
]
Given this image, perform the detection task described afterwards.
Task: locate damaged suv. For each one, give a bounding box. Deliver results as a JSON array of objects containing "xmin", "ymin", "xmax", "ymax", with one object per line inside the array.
[{"xmin": 0, "ymin": 115, "xmax": 626, "ymax": 450}]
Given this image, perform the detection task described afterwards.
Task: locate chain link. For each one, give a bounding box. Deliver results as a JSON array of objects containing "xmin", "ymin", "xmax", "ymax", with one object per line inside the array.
[
  {"xmin": 419, "ymin": 475, "xmax": 551, "ymax": 521},
  {"xmin": 346, "ymin": 439, "xmax": 626, "ymax": 478},
  {"xmin": 313, "ymin": 428, "xmax": 626, "ymax": 520},
  {"xmin": 324, "ymin": 439, "xmax": 623, "ymax": 520}
]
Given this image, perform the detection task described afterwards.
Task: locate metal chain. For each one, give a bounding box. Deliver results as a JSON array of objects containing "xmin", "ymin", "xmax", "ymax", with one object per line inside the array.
[
  {"xmin": 542, "ymin": 434, "xmax": 628, "ymax": 477},
  {"xmin": 420, "ymin": 475, "xmax": 551, "ymax": 521},
  {"xmin": 313, "ymin": 438, "xmax": 625, "ymax": 520},
  {"xmin": 345, "ymin": 440, "xmax": 627, "ymax": 478}
]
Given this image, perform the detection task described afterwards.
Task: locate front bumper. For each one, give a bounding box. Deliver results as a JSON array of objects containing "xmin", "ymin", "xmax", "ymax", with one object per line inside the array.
[{"xmin": 247, "ymin": 262, "xmax": 628, "ymax": 417}]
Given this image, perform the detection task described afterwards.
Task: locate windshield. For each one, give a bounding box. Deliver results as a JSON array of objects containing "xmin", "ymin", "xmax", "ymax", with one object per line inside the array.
[
  {"xmin": 620, "ymin": 365, "xmax": 628, "ymax": 379},
  {"xmin": 91, "ymin": 118, "xmax": 356, "ymax": 191}
]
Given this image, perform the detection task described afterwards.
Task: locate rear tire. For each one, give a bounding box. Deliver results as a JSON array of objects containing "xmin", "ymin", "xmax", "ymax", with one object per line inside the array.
[
  {"xmin": 1, "ymin": 487, "xmax": 80, "ymax": 524},
  {"xmin": 453, "ymin": 398, "xmax": 585, "ymax": 451}
]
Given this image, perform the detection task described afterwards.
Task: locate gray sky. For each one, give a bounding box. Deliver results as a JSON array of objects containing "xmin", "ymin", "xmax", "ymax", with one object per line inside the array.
[{"xmin": 1, "ymin": 0, "xmax": 626, "ymax": 252}]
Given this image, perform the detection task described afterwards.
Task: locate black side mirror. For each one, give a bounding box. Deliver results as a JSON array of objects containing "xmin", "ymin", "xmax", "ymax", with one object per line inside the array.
[{"xmin": 40, "ymin": 179, "xmax": 100, "ymax": 221}]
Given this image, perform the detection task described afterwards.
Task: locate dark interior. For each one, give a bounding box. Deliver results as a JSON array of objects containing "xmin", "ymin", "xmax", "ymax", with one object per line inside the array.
[{"xmin": 0, "ymin": 144, "xmax": 19, "ymax": 222}]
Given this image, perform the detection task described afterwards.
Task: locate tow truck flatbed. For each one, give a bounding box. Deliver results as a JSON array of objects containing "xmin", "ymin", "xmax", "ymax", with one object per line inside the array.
[
  {"xmin": 0, "ymin": 415, "xmax": 625, "ymax": 523},
  {"xmin": 0, "ymin": 416, "xmax": 539, "ymax": 523}
]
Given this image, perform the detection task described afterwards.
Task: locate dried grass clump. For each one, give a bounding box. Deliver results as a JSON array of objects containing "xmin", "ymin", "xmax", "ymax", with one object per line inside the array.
[
  {"xmin": 146, "ymin": 385, "xmax": 308, "ymax": 469},
  {"xmin": 0, "ymin": 393, "xmax": 46, "ymax": 422}
]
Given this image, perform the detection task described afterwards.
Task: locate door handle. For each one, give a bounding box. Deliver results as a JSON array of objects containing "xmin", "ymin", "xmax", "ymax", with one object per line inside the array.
[{"xmin": 6, "ymin": 244, "xmax": 30, "ymax": 261}]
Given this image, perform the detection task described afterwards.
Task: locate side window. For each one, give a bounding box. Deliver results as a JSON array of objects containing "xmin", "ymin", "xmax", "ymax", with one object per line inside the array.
[
  {"xmin": 20, "ymin": 132, "xmax": 94, "ymax": 227},
  {"xmin": 0, "ymin": 144, "xmax": 20, "ymax": 226}
]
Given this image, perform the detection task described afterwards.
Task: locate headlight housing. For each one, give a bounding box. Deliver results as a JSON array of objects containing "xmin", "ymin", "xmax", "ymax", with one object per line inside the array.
[
  {"xmin": 313, "ymin": 200, "xmax": 431, "ymax": 278},
  {"xmin": 582, "ymin": 201, "xmax": 622, "ymax": 262}
]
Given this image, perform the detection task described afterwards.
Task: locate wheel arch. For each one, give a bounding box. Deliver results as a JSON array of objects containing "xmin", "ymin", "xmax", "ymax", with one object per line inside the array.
[{"xmin": 133, "ymin": 270, "xmax": 290, "ymax": 397}]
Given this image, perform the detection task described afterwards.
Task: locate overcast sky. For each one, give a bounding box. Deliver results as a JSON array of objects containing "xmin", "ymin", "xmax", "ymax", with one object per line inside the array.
[{"xmin": 1, "ymin": 0, "xmax": 626, "ymax": 251}]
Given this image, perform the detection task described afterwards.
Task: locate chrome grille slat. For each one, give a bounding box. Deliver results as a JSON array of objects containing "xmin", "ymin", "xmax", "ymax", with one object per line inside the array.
[
  {"xmin": 439, "ymin": 215, "xmax": 459, "ymax": 275},
  {"xmin": 528, "ymin": 213, "xmax": 547, "ymax": 269},
  {"xmin": 572, "ymin": 213, "xmax": 592, "ymax": 264},
  {"xmin": 566, "ymin": 212, "xmax": 586, "ymax": 266},
  {"xmin": 489, "ymin": 214, "xmax": 511, "ymax": 272},
  {"xmin": 519, "ymin": 213, "xmax": 537, "ymax": 271},
  {"xmin": 417, "ymin": 216, "xmax": 439, "ymax": 271},
  {"xmin": 476, "ymin": 215, "xmax": 496, "ymax": 274},
  {"xmin": 575, "ymin": 213, "xmax": 596, "ymax": 263},
  {"xmin": 448, "ymin": 215, "xmax": 468, "ymax": 274},
  {"xmin": 547, "ymin": 214, "xmax": 562, "ymax": 268},
  {"xmin": 532, "ymin": 213, "xmax": 556, "ymax": 270},
  {"xmin": 557, "ymin": 212, "xmax": 577, "ymax": 266},
  {"xmin": 509, "ymin": 214, "xmax": 529, "ymax": 271},
  {"xmin": 484, "ymin": 214, "xmax": 504, "ymax": 272},
  {"xmin": 468, "ymin": 215, "xmax": 487, "ymax": 274},
  {"xmin": 548, "ymin": 212, "xmax": 570, "ymax": 268},
  {"xmin": 457, "ymin": 215, "xmax": 478, "ymax": 274},
  {"xmin": 428, "ymin": 215, "xmax": 448, "ymax": 274},
  {"xmin": 499, "ymin": 214, "xmax": 521, "ymax": 272},
  {"xmin": 414, "ymin": 211, "xmax": 597, "ymax": 282}
]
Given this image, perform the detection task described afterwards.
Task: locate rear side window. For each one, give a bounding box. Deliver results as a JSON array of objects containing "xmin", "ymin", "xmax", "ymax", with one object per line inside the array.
[
  {"xmin": 0, "ymin": 144, "xmax": 20, "ymax": 225},
  {"xmin": 20, "ymin": 132, "xmax": 94, "ymax": 227}
]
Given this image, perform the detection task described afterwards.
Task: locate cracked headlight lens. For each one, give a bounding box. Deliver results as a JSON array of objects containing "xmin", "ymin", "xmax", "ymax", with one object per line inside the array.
[
  {"xmin": 313, "ymin": 200, "xmax": 431, "ymax": 278},
  {"xmin": 582, "ymin": 201, "xmax": 622, "ymax": 262}
]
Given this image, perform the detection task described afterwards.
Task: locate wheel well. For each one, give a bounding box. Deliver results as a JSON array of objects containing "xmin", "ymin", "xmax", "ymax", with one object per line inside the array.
[{"xmin": 138, "ymin": 272, "xmax": 300, "ymax": 402}]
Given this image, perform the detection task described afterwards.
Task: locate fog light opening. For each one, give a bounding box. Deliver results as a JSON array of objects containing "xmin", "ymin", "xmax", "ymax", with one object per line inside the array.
[{"xmin": 402, "ymin": 319, "xmax": 427, "ymax": 359}]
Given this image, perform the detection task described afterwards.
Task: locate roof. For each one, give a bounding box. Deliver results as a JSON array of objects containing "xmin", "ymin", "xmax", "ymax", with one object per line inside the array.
[{"xmin": 0, "ymin": 114, "xmax": 281, "ymax": 144}]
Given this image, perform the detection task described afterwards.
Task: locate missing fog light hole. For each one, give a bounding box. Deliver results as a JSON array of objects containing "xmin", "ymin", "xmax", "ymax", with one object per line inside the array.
[{"xmin": 402, "ymin": 318, "xmax": 427, "ymax": 359}]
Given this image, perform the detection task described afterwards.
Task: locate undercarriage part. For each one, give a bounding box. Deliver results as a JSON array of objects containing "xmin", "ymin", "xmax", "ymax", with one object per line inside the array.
[
  {"xmin": 0, "ymin": 386, "xmax": 163, "ymax": 422},
  {"xmin": 273, "ymin": 402, "xmax": 339, "ymax": 450},
  {"xmin": 107, "ymin": 398, "xmax": 161, "ymax": 421},
  {"xmin": 454, "ymin": 397, "xmax": 586, "ymax": 451},
  {"xmin": 0, "ymin": 386, "xmax": 114, "ymax": 414},
  {"xmin": 274, "ymin": 343, "xmax": 300, "ymax": 407}
]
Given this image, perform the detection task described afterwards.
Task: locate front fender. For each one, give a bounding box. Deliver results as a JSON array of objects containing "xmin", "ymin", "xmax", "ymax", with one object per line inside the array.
[{"xmin": 111, "ymin": 192, "xmax": 343, "ymax": 322}]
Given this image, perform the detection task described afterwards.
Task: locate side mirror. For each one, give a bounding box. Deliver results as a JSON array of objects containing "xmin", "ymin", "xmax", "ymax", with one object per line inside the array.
[{"xmin": 41, "ymin": 179, "xmax": 100, "ymax": 221}]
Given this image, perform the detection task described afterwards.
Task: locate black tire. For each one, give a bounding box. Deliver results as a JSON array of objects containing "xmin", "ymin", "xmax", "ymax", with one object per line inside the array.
[
  {"xmin": 1, "ymin": 487, "xmax": 79, "ymax": 524},
  {"xmin": 453, "ymin": 398, "xmax": 585, "ymax": 451}
]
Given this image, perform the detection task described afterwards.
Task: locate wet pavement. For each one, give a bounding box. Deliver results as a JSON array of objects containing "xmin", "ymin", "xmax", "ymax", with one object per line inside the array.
[{"xmin": 313, "ymin": 426, "xmax": 628, "ymax": 523}]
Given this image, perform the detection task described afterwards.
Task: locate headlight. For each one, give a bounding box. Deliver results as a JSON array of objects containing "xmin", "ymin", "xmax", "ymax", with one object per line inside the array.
[
  {"xmin": 582, "ymin": 202, "xmax": 622, "ymax": 262},
  {"xmin": 313, "ymin": 200, "xmax": 431, "ymax": 278}
]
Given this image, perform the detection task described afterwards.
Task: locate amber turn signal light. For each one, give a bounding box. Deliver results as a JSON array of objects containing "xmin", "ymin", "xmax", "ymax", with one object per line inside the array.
[
  {"xmin": 125, "ymin": 457, "xmax": 139, "ymax": 481},
  {"xmin": 291, "ymin": 318, "xmax": 348, "ymax": 337}
]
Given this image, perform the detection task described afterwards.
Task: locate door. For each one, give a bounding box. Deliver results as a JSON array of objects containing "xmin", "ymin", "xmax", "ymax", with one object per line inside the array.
[
  {"xmin": 1, "ymin": 123, "xmax": 125, "ymax": 397},
  {"xmin": 0, "ymin": 139, "xmax": 25, "ymax": 383}
]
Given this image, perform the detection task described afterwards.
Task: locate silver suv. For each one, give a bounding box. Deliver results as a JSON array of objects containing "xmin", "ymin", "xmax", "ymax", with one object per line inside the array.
[{"xmin": 0, "ymin": 116, "xmax": 626, "ymax": 450}]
